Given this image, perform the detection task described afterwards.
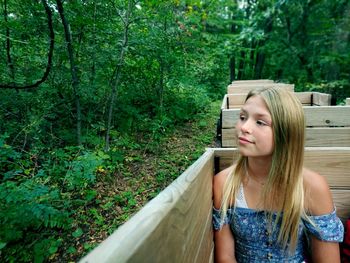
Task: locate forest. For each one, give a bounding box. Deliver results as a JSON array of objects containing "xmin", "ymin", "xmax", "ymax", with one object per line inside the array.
[{"xmin": 1, "ymin": 0, "xmax": 350, "ymax": 262}]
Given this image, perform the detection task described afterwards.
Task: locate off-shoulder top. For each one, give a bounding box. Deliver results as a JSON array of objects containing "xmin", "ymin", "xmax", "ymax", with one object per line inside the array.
[{"xmin": 213, "ymin": 185, "xmax": 344, "ymax": 262}]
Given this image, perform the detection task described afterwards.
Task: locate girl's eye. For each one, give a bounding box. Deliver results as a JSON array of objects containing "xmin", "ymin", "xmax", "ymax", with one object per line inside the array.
[
  {"xmin": 239, "ymin": 115, "xmax": 246, "ymax": 121},
  {"xmin": 256, "ymin": 120, "xmax": 267, "ymax": 126}
]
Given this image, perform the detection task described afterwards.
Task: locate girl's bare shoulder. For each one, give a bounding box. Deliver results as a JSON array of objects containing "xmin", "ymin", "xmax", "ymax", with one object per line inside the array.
[
  {"xmin": 303, "ymin": 167, "xmax": 334, "ymax": 215},
  {"xmin": 213, "ymin": 165, "xmax": 236, "ymax": 189},
  {"xmin": 213, "ymin": 165, "xmax": 235, "ymax": 208}
]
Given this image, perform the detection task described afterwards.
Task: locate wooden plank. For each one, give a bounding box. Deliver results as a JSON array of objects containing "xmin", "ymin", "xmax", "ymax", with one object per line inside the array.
[
  {"xmin": 312, "ymin": 92, "xmax": 331, "ymax": 106},
  {"xmin": 232, "ymin": 79, "xmax": 274, "ymax": 84},
  {"xmin": 80, "ymin": 150, "xmax": 215, "ymax": 263},
  {"xmin": 225, "ymin": 92, "xmax": 314, "ymax": 109},
  {"xmin": 221, "ymin": 127, "xmax": 350, "ymax": 148},
  {"xmin": 221, "ymin": 94, "xmax": 228, "ymax": 109},
  {"xmin": 331, "ymin": 190, "xmax": 350, "ymax": 222},
  {"xmin": 305, "ymin": 127, "xmax": 350, "ymax": 147},
  {"xmin": 221, "ymin": 109, "xmax": 240, "ymax": 128},
  {"xmin": 304, "ymin": 147, "xmax": 350, "ymax": 189},
  {"xmin": 213, "ymin": 147, "xmax": 350, "ymax": 189},
  {"xmin": 346, "ymin": 98, "xmax": 350, "ymax": 105},
  {"xmin": 304, "ymin": 106, "xmax": 350, "ymax": 127},
  {"xmin": 227, "ymin": 83, "xmax": 294, "ymax": 94},
  {"xmin": 213, "ymin": 148, "xmax": 239, "ymax": 171},
  {"xmin": 221, "ymin": 128, "xmax": 236, "ymax": 147},
  {"xmin": 222, "ymin": 106, "xmax": 350, "ymax": 128},
  {"xmin": 222, "ymin": 92, "xmax": 330, "ymax": 110},
  {"xmin": 226, "ymin": 94, "xmax": 246, "ymax": 109},
  {"xmin": 295, "ymin": 92, "xmax": 312, "ymax": 106}
]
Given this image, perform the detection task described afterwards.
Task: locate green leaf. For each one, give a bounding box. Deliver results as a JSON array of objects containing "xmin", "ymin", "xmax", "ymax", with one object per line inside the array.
[
  {"xmin": 0, "ymin": 242, "xmax": 7, "ymax": 249},
  {"xmin": 72, "ymin": 228, "xmax": 84, "ymax": 238}
]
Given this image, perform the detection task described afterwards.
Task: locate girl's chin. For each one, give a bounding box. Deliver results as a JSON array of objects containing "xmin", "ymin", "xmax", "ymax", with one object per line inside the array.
[{"xmin": 237, "ymin": 148, "xmax": 250, "ymax": 156}]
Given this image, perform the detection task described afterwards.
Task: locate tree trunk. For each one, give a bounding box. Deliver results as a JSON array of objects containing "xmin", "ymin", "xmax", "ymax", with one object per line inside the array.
[
  {"xmin": 229, "ymin": 57, "xmax": 235, "ymax": 82},
  {"xmin": 254, "ymin": 50, "xmax": 265, "ymax": 79},
  {"xmin": 0, "ymin": 0, "xmax": 54, "ymax": 90},
  {"xmin": 229, "ymin": 13, "xmax": 237, "ymax": 82},
  {"xmin": 253, "ymin": 13, "xmax": 274, "ymax": 79},
  {"xmin": 249, "ymin": 40, "xmax": 257, "ymax": 79},
  {"xmin": 158, "ymin": 57, "xmax": 165, "ymax": 117},
  {"xmin": 90, "ymin": 2, "xmax": 97, "ymax": 88},
  {"xmin": 56, "ymin": 0, "xmax": 82, "ymax": 145},
  {"xmin": 237, "ymin": 49, "xmax": 246, "ymax": 80},
  {"xmin": 3, "ymin": 0, "xmax": 15, "ymax": 83},
  {"xmin": 105, "ymin": 0, "xmax": 132, "ymax": 152}
]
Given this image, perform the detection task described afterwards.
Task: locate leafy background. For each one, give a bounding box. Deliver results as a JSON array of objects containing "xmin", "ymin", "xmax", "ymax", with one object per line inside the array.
[{"xmin": 0, "ymin": 0, "xmax": 349, "ymax": 262}]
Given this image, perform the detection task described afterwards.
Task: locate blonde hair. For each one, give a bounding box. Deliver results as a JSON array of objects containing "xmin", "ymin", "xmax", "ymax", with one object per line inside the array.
[{"xmin": 220, "ymin": 87, "xmax": 306, "ymax": 251}]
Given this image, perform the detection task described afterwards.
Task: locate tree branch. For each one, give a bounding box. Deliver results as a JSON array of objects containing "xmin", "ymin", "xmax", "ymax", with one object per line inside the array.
[{"xmin": 0, "ymin": 0, "xmax": 55, "ymax": 89}]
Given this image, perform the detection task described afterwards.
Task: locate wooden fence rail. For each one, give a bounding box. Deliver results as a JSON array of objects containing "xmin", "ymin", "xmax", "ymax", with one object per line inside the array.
[
  {"xmin": 222, "ymin": 92, "xmax": 331, "ymax": 109},
  {"xmin": 220, "ymin": 105, "xmax": 350, "ymax": 147},
  {"xmin": 227, "ymin": 83, "xmax": 294, "ymax": 94}
]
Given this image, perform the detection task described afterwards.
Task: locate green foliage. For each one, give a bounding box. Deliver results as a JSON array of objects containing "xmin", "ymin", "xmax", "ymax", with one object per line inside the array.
[
  {"xmin": 306, "ymin": 80, "xmax": 350, "ymax": 104},
  {"xmin": 165, "ymin": 84, "xmax": 211, "ymax": 123},
  {"xmin": 33, "ymin": 238, "xmax": 63, "ymax": 263},
  {"xmin": 64, "ymin": 151, "xmax": 107, "ymax": 190},
  {"xmin": 0, "ymin": 138, "xmax": 109, "ymax": 261},
  {"xmin": 1, "ymin": 0, "xmax": 350, "ymax": 261},
  {"xmin": 0, "ymin": 178, "xmax": 70, "ymax": 256}
]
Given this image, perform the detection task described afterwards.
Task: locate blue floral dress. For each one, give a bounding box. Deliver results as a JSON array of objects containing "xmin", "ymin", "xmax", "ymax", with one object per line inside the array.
[{"xmin": 213, "ymin": 206, "xmax": 344, "ymax": 262}]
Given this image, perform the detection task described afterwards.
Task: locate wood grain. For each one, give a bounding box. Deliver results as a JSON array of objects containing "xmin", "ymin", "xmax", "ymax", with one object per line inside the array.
[
  {"xmin": 222, "ymin": 106, "xmax": 350, "ymax": 128},
  {"xmin": 303, "ymin": 106, "xmax": 350, "ymax": 127},
  {"xmin": 223, "ymin": 92, "xmax": 332, "ymax": 110},
  {"xmin": 214, "ymin": 147, "xmax": 350, "ymax": 188},
  {"xmin": 231, "ymin": 79, "xmax": 274, "ymax": 84},
  {"xmin": 305, "ymin": 127, "xmax": 350, "ymax": 146},
  {"xmin": 312, "ymin": 92, "xmax": 332, "ymax": 106},
  {"xmin": 332, "ymin": 190, "xmax": 350, "ymax": 222},
  {"xmin": 221, "ymin": 127, "xmax": 350, "ymax": 147},
  {"xmin": 227, "ymin": 83, "xmax": 294, "ymax": 94}
]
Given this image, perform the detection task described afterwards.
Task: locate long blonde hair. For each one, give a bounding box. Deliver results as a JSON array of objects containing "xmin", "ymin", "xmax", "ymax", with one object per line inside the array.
[{"xmin": 220, "ymin": 87, "xmax": 306, "ymax": 251}]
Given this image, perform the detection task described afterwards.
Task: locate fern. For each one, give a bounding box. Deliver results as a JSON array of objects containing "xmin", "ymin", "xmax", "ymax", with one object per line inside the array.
[
  {"xmin": 0, "ymin": 179, "xmax": 71, "ymax": 244},
  {"xmin": 64, "ymin": 151, "xmax": 105, "ymax": 190}
]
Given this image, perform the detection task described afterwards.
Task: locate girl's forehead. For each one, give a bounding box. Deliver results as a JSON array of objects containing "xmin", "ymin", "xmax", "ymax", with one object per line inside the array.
[{"xmin": 242, "ymin": 96, "xmax": 271, "ymax": 117}]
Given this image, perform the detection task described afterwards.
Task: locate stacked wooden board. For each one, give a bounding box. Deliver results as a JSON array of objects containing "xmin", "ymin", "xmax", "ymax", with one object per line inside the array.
[{"xmin": 219, "ymin": 80, "xmax": 350, "ymax": 148}]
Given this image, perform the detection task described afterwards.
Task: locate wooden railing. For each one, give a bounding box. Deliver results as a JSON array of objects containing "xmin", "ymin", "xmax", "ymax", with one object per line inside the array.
[
  {"xmin": 219, "ymin": 81, "xmax": 349, "ymax": 148},
  {"xmin": 227, "ymin": 82, "xmax": 294, "ymax": 94}
]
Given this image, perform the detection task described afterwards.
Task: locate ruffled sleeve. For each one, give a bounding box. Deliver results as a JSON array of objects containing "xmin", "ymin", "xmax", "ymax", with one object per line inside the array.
[
  {"xmin": 212, "ymin": 207, "xmax": 233, "ymax": 231},
  {"xmin": 303, "ymin": 210, "xmax": 344, "ymax": 242}
]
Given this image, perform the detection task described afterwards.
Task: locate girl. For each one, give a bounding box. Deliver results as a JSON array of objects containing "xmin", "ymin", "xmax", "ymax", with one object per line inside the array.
[{"xmin": 213, "ymin": 87, "xmax": 344, "ymax": 262}]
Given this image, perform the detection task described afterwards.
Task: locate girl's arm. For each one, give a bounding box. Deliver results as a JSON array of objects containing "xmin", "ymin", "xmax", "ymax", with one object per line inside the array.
[
  {"xmin": 214, "ymin": 225, "xmax": 236, "ymax": 263},
  {"xmin": 304, "ymin": 168, "xmax": 341, "ymax": 263},
  {"xmin": 213, "ymin": 167, "xmax": 237, "ymax": 263},
  {"xmin": 310, "ymin": 237, "xmax": 341, "ymax": 263}
]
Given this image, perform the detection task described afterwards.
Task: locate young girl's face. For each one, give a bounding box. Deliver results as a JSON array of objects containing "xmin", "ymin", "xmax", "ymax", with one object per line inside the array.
[{"xmin": 236, "ymin": 95, "xmax": 274, "ymax": 158}]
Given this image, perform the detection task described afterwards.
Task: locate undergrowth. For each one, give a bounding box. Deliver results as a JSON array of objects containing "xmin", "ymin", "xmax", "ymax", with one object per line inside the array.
[{"xmin": 0, "ymin": 100, "xmax": 221, "ymax": 262}]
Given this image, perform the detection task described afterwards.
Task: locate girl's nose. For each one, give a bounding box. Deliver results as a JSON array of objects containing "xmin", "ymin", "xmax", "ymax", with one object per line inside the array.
[{"xmin": 240, "ymin": 119, "xmax": 252, "ymax": 134}]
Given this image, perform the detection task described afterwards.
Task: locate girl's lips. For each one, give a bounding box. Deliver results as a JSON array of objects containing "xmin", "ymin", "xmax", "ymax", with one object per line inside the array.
[{"xmin": 238, "ymin": 137, "xmax": 253, "ymax": 144}]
